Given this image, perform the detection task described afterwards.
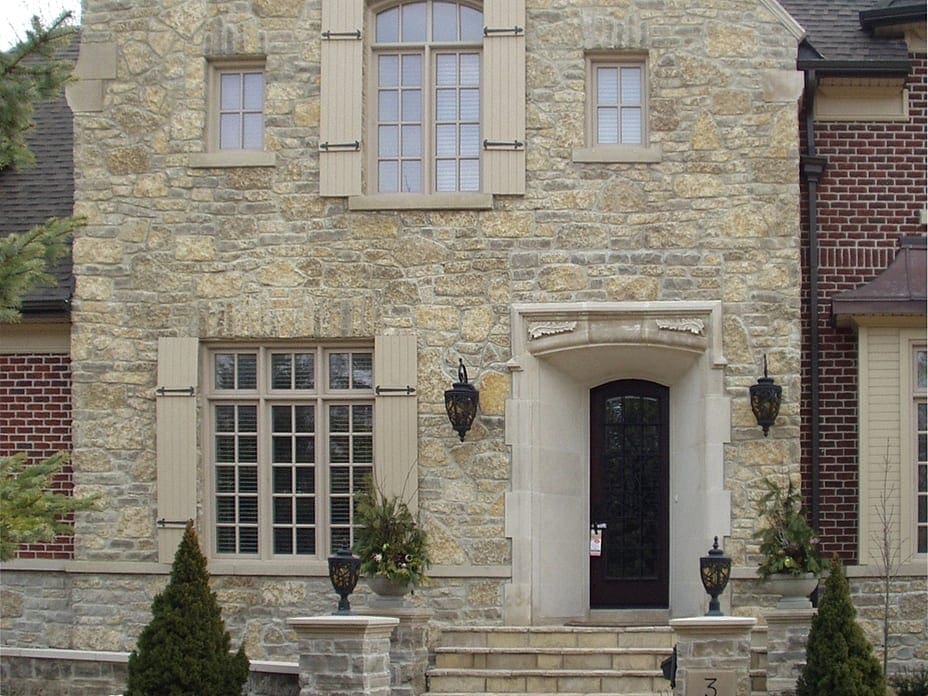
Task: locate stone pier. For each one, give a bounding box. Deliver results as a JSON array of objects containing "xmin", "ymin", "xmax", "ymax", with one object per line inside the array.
[{"xmin": 670, "ymin": 616, "xmax": 757, "ymax": 696}]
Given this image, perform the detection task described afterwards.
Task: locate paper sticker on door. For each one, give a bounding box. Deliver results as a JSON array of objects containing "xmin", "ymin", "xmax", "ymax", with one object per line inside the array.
[{"xmin": 590, "ymin": 525, "xmax": 605, "ymax": 557}]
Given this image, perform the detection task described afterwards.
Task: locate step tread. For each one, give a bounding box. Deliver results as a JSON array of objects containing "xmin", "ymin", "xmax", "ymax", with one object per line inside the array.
[
  {"xmin": 438, "ymin": 625, "xmax": 673, "ymax": 633},
  {"xmin": 428, "ymin": 668, "xmax": 663, "ymax": 677}
]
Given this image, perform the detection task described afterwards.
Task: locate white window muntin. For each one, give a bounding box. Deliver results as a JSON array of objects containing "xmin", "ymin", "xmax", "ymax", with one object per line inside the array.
[
  {"xmin": 206, "ymin": 346, "xmax": 374, "ymax": 560},
  {"xmin": 914, "ymin": 346, "xmax": 927, "ymax": 554}
]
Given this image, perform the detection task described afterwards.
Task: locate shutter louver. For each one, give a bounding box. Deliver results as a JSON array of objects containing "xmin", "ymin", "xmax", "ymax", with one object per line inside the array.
[
  {"xmin": 482, "ymin": 0, "xmax": 526, "ymax": 195},
  {"xmin": 374, "ymin": 333, "xmax": 419, "ymax": 513},
  {"xmin": 320, "ymin": 0, "xmax": 364, "ymax": 196},
  {"xmin": 155, "ymin": 337, "xmax": 199, "ymax": 562}
]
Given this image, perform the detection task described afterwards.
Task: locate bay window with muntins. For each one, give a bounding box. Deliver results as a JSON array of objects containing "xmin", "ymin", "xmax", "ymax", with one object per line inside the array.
[
  {"xmin": 207, "ymin": 346, "xmax": 374, "ymax": 559},
  {"xmin": 371, "ymin": 1, "xmax": 483, "ymax": 193}
]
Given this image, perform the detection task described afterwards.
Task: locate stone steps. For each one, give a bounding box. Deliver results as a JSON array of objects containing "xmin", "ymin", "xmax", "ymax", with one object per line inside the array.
[{"xmin": 427, "ymin": 625, "xmax": 675, "ymax": 694}]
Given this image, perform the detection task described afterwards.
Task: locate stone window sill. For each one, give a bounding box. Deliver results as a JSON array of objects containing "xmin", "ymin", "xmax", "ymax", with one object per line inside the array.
[
  {"xmin": 348, "ymin": 192, "xmax": 494, "ymax": 210},
  {"xmin": 188, "ymin": 151, "xmax": 276, "ymax": 168},
  {"xmin": 572, "ymin": 144, "xmax": 662, "ymax": 163}
]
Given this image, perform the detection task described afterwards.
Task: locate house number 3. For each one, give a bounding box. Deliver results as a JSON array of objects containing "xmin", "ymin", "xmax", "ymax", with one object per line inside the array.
[{"xmin": 685, "ymin": 670, "xmax": 735, "ymax": 695}]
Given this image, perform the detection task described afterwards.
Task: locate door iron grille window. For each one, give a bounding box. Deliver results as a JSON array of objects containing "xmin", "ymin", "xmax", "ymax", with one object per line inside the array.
[{"xmin": 207, "ymin": 346, "xmax": 374, "ymax": 558}]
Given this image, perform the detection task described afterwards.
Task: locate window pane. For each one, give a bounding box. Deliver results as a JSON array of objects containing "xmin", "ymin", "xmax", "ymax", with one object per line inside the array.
[
  {"xmin": 433, "ymin": 1, "xmax": 457, "ymax": 41},
  {"xmin": 239, "ymin": 528, "xmax": 258, "ymax": 553},
  {"xmin": 238, "ymin": 355, "xmax": 257, "ymax": 389},
  {"xmin": 216, "ymin": 527, "xmax": 236, "ymax": 553},
  {"xmin": 238, "ymin": 405, "xmax": 257, "ymax": 432},
  {"xmin": 215, "ymin": 404, "xmax": 235, "ymax": 431},
  {"xmin": 274, "ymin": 498, "xmax": 292, "ymax": 524},
  {"xmin": 379, "ymin": 125, "xmax": 399, "ymax": 157},
  {"xmin": 352, "ymin": 354, "xmax": 373, "ymax": 389},
  {"xmin": 379, "ymin": 90, "xmax": 399, "ymax": 121},
  {"xmin": 598, "ymin": 107, "xmax": 618, "ymax": 144},
  {"xmin": 437, "ymin": 124, "xmax": 457, "ymax": 156},
  {"xmin": 621, "ymin": 67, "xmax": 642, "ymax": 104},
  {"xmin": 330, "ymin": 405, "xmax": 350, "ymax": 432},
  {"xmin": 216, "ymin": 497, "xmax": 235, "ymax": 522},
  {"xmin": 271, "ymin": 354, "xmax": 292, "ymax": 390},
  {"xmin": 216, "ymin": 466, "xmax": 235, "ymax": 492},
  {"xmin": 401, "ymin": 54, "xmax": 421, "ymax": 87},
  {"xmin": 436, "ymin": 89, "xmax": 457, "ymax": 120},
  {"xmin": 597, "ymin": 67, "xmax": 618, "ymax": 105},
  {"xmin": 273, "ymin": 467, "xmax": 292, "ymax": 494},
  {"xmin": 239, "ymin": 435, "xmax": 257, "ymax": 462},
  {"xmin": 436, "ymin": 54, "xmax": 457, "ymax": 86},
  {"xmin": 460, "ymin": 159, "xmax": 479, "ymax": 191},
  {"xmin": 273, "ymin": 405, "xmax": 292, "ymax": 432},
  {"xmin": 460, "ymin": 124, "xmax": 480, "ymax": 156},
  {"xmin": 220, "ymin": 73, "xmax": 240, "ymax": 110},
  {"xmin": 376, "ymin": 7, "xmax": 399, "ymax": 42},
  {"xmin": 243, "ymin": 72, "xmax": 263, "ymax": 110},
  {"xmin": 379, "ymin": 161, "xmax": 399, "ymax": 193},
  {"xmin": 294, "ymin": 354, "xmax": 314, "ymax": 389},
  {"xmin": 239, "ymin": 497, "xmax": 258, "ymax": 523},
  {"xmin": 460, "ymin": 54, "xmax": 479, "ymax": 86},
  {"xmin": 274, "ymin": 528, "xmax": 293, "ymax": 554},
  {"xmin": 354, "ymin": 436, "xmax": 373, "ymax": 463},
  {"xmin": 329, "ymin": 354, "xmax": 350, "ymax": 389},
  {"xmin": 331, "ymin": 466, "xmax": 350, "ymax": 494},
  {"xmin": 401, "ymin": 2, "xmax": 426, "ymax": 42},
  {"xmin": 272, "ymin": 436, "xmax": 292, "ymax": 463},
  {"xmin": 242, "ymin": 113, "xmax": 262, "ymax": 149},
  {"xmin": 461, "ymin": 6, "xmax": 483, "ymax": 41},
  {"xmin": 401, "ymin": 160, "xmax": 421, "ymax": 192},
  {"xmin": 622, "ymin": 108, "xmax": 642, "ymax": 144},
  {"xmin": 239, "ymin": 466, "xmax": 258, "ymax": 492},
  {"xmin": 296, "ymin": 498, "xmax": 314, "ymax": 524},
  {"xmin": 379, "ymin": 55, "xmax": 399, "ymax": 87},
  {"xmin": 296, "ymin": 528, "xmax": 315, "ymax": 554},
  {"xmin": 331, "ymin": 528, "xmax": 350, "ymax": 552},
  {"xmin": 330, "ymin": 498, "xmax": 350, "ymax": 525},
  {"xmin": 295, "ymin": 404, "xmax": 314, "ymax": 432},
  {"xmin": 353, "ymin": 405, "xmax": 373, "ymax": 431},
  {"xmin": 296, "ymin": 467, "xmax": 315, "ymax": 494},
  {"xmin": 402, "ymin": 89, "xmax": 422, "ymax": 121},
  {"xmin": 215, "ymin": 354, "xmax": 235, "ymax": 389},
  {"xmin": 330, "ymin": 436, "xmax": 349, "ymax": 463},
  {"xmin": 402, "ymin": 125, "xmax": 421, "ymax": 157},
  {"xmin": 918, "ymin": 350, "xmax": 927, "ymax": 389},
  {"xmin": 436, "ymin": 160, "xmax": 456, "ymax": 191},
  {"xmin": 219, "ymin": 113, "xmax": 240, "ymax": 149},
  {"xmin": 460, "ymin": 88, "xmax": 479, "ymax": 120}
]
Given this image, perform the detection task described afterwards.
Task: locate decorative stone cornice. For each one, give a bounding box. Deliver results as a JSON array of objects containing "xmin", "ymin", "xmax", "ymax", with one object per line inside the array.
[
  {"xmin": 527, "ymin": 321, "xmax": 577, "ymax": 340},
  {"xmin": 655, "ymin": 318, "xmax": 705, "ymax": 335}
]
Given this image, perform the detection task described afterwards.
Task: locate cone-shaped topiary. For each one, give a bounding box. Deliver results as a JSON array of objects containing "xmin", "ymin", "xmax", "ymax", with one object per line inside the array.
[
  {"xmin": 795, "ymin": 556, "xmax": 884, "ymax": 696},
  {"xmin": 126, "ymin": 522, "xmax": 249, "ymax": 696}
]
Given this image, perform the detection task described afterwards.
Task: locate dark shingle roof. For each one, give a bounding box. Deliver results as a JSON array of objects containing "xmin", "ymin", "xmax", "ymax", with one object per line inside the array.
[
  {"xmin": 0, "ymin": 37, "xmax": 78, "ymax": 313},
  {"xmin": 779, "ymin": 0, "xmax": 915, "ymax": 68}
]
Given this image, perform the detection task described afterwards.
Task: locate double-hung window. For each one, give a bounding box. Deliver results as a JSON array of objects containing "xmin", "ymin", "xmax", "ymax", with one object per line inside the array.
[
  {"xmin": 915, "ymin": 347, "xmax": 927, "ymax": 554},
  {"xmin": 372, "ymin": 1, "xmax": 483, "ymax": 194},
  {"xmin": 206, "ymin": 346, "xmax": 374, "ymax": 558}
]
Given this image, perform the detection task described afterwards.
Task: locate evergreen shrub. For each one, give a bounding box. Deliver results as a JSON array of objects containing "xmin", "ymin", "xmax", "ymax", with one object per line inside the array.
[
  {"xmin": 795, "ymin": 556, "xmax": 884, "ymax": 696},
  {"xmin": 126, "ymin": 522, "xmax": 249, "ymax": 696}
]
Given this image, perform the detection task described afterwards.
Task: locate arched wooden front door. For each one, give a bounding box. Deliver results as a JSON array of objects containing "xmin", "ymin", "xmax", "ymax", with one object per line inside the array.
[{"xmin": 590, "ymin": 380, "xmax": 669, "ymax": 608}]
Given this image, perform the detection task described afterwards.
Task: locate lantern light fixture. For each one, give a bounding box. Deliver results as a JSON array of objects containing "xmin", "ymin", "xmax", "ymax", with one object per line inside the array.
[
  {"xmin": 444, "ymin": 359, "xmax": 479, "ymax": 441},
  {"xmin": 327, "ymin": 548, "xmax": 361, "ymax": 615},
  {"xmin": 699, "ymin": 536, "xmax": 732, "ymax": 617},
  {"xmin": 750, "ymin": 354, "xmax": 782, "ymax": 437}
]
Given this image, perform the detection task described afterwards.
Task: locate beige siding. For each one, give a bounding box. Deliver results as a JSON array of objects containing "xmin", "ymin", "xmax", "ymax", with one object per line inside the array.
[
  {"xmin": 482, "ymin": 0, "xmax": 526, "ymax": 194},
  {"xmin": 858, "ymin": 327, "xmax": 902, "ymax": 565},
  {"xmin": 155, "ymin": 337, "xmax": 199, "ymax": 562},
  {"xmin": 374, "ymin": 333, "xmax": 419, "ymax": 513},
  {"xmin": 319, "ymin": 0, "xmax": 363, "ymax": 195}
]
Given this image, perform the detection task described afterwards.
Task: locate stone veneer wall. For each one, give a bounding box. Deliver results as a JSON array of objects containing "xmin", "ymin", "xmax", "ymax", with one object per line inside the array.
[{"xmin": 1, "ymin": 0, "xmax": 807, "ymax": 664}]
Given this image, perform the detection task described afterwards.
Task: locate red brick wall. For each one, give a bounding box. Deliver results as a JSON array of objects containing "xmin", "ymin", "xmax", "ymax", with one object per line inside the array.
[
  {"xmin": 799, "ymin": 54, "xmax": 927, "ymax": 561},
  {"xmin": 0, "ymin": 353, "xmax": 74, "ymax": 559}
]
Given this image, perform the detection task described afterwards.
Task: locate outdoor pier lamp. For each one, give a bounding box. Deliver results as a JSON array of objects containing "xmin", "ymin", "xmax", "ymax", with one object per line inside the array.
[
  {"xmin": 444, "ymin": 358, "xmax": 479, "ymax": 441},
  {"xmin": 750, "ymin": 354, "xmax": 782, "ymax": 437},
  {"xmin": 327, "ymin": 548, "xmax": 361, "ymax": 614},
  {"xmin": 699, "ymin": 536, "xmax": 732, "ymax": 617}
]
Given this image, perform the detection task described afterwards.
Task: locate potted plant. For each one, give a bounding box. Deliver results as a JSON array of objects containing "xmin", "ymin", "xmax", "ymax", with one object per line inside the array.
[
  {"xmin": 754, "ymin": 477, "xmax": 824, "ymax": 608},
  {"xmin": 353, "ymin": 477, "xmax": 430, "ymax": 602}
]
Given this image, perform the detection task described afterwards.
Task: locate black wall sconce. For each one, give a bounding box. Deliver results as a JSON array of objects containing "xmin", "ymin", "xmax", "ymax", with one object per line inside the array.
[
  {"xmin": 444, "ymin": 358, "xmax": 479, "ymax": 441},
  {"xmin": 750, "ymin": 354, "xmax": 782, "ymax": 437},
  {"xmin": 699, "ymin": 536, "xmax": 732, "ymax": 616},
  {"xmin": 327, "ymin": 548, "xmax": 361, "ymax": 614}
]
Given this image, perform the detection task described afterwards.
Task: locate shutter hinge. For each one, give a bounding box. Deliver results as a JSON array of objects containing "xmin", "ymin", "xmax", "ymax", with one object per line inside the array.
[
  {"xmin": 157, "ymin": 518, "xmax": 193, "ymax": 528},
  {"xmin": 483, "ymin": 25, "xmax": 524, "ymax": 36},
  {"xmin": 483, "ymin": 139, "xmax": 525, "ymax": 150},
  {"xmin": 156, "ymin": 386, "xmax": 195, "ymax": 397},
  {"xmin": 375, "ymin": 385, "xmax": 416, "ymax": 396},
  {"xmin": 321, "ymin": 29, "xmax": 362, "ymax": 40},
  {"xmin": 320, "ymin": 140, "xmax": 361, "ymax": 152}
]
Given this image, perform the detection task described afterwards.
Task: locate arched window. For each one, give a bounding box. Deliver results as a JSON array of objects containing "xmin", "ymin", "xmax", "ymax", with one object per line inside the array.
[{"xmin": 372, "ymin": 1, "xmax": 483, "ymax": 193}]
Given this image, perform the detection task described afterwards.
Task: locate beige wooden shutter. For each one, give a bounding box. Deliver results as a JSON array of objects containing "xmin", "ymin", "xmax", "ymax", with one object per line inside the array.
[
  {"xmin": 320, "ymin": 0, "xmax": 364, "ymax": 196},
  {"xmin": 374, "ymin": 333, "xmax": 419, "ymax": 513},
  {"xmin": 155, "ymin": 337, "xmax": 199, "ymax": 562},
  {"xmin": 482, "ymin": 0, "xmax": 526, "ymax": 195}
]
